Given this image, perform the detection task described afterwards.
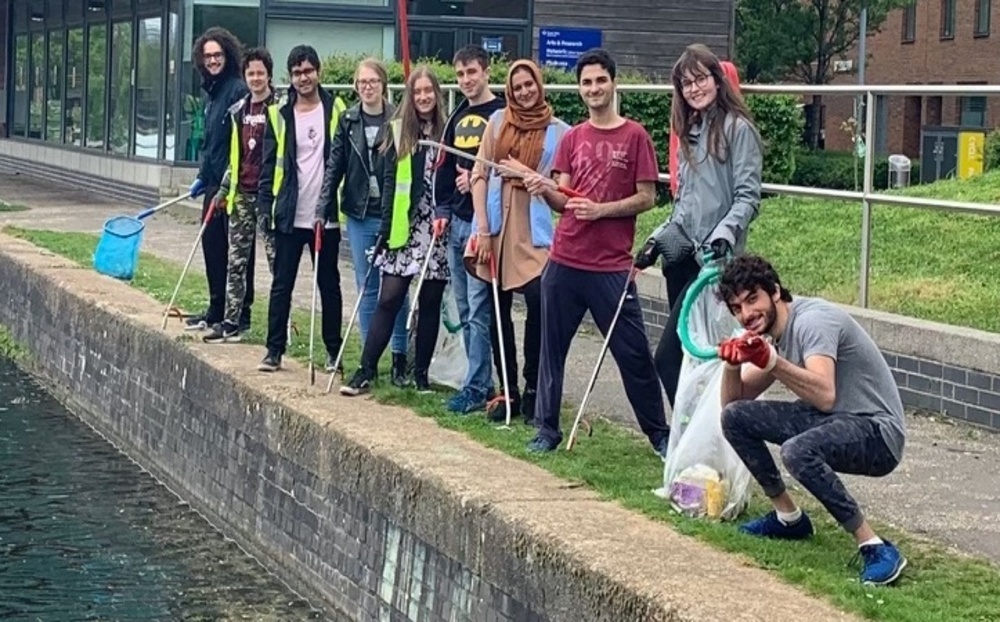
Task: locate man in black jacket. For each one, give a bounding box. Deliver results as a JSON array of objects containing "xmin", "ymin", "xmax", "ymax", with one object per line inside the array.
[
  {"xmin": 185, "ymin": 27, "xmax": 249, "ymax": 332},
  {"xmin": 256, "ymin": 45, "xmax": 348, "ymax": 372}
]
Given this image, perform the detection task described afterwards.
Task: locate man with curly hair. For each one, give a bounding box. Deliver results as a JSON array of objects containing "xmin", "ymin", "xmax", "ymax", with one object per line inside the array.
[
  {"xmin": 184, "ymin": 27, "xmax": 249, "ymax": 333},
  {"xmin": 716, "ymin": 253, "xmax": 907, "ymax": 586}
]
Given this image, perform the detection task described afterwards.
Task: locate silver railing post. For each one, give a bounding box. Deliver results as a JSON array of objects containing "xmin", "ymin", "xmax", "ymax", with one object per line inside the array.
[{"xmin": 859, "ymin": 89, "xmax": 877, "ymax": 308}]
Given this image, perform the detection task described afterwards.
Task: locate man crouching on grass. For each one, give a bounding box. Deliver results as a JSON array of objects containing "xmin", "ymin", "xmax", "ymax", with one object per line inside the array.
[{"xmin": 715, "ymin": 254, "xmax": 907, "ymax": 586}]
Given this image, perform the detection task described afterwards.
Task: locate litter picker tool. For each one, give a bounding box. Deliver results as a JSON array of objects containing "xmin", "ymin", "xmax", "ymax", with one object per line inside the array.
[
  {"xmin": 416, "ymin": 140, "xmax": 587, "ymax": 198},
  {"xmin": 161, "ymin": 197, "xmax": 219, "ymax": 330},
  {"xmin": 308, "ymin": 223, "xmax": 323, "ymax": 386},
  {"xmin": 481, "ymin": 243, "xmax": 513, "ymax": 427},
  {"xmin": 94, "ymin": 192, "xmax": 192, "ymax": 280},
  {"xmin": 325, "ymin": 236, "xmax": 383, "ymax": 393},
  {"xmin": 405, "ymin": 228, "xmax": 439, "ymax": 332},
  {"xmin": 565, "ymin": 268, "xmax": 639, "ymax": 451}
]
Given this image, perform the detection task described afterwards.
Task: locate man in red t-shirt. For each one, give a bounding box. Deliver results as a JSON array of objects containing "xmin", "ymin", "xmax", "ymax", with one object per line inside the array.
[{"xmin": 521, "ymin": 48, "xmax": 670, "ymax": 455}]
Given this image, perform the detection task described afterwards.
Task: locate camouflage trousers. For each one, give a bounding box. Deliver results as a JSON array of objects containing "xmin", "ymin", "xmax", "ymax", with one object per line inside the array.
[
  {"xmin": 720, "ymin": 400, "xmax": 899, "ymax": 533},
  {"xmin": 224, "ymin": 192, "xmax": 272, "ymax": 325}
]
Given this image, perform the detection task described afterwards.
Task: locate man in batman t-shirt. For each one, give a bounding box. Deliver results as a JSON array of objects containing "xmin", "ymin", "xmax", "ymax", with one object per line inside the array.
[{"xmin": 432, "ymin": 44, "xmax": 505, "ymax": 415}]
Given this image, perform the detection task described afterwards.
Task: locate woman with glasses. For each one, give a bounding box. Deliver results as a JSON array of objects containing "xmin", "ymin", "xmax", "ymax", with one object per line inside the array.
[
  {"xmin": 634, "ymin": 43, "xmax": 763, "ymax": 409},
  {"xmin": 317, "ymin": 57, "xmax": 410, "ymax": 385}
]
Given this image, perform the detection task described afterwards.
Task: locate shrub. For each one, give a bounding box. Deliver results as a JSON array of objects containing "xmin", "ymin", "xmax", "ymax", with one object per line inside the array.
[
  {"xmin": 790, "ymin": 149, "xmax": 922, "ymax": 191},
  {"xmin": 984, "ymin": 129, "xmax": 1000, "ymax": 172},
  {"xmin": 314, "ymin": 55, "xmax": 804, "ymax": 187}
]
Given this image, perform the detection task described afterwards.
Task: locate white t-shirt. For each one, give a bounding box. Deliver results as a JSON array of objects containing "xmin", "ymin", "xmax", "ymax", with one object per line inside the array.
[{"xmin": 294, "ymin": 104, "xmax": 326, "ymax": 229}]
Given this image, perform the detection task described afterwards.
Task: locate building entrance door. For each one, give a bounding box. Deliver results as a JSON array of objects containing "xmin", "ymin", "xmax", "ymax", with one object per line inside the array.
[{"xmin": 407, "ymin": 26, "xmax": 527, "ymax": 66}]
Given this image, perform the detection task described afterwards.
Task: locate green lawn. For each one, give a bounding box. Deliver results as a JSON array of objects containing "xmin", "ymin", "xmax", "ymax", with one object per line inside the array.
[
  {"xmin": 636, "ymin": 170, "xmax": 1000, "ymax": 333},
  {"xmin": 4, "ymin": 223, "xmax": 1000, "ymax": 622}
]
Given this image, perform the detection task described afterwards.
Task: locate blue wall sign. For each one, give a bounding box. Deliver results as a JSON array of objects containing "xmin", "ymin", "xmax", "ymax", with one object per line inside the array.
[{"xmin": 538, "ymin": 27, "xmax": 603, "ymax": 70}]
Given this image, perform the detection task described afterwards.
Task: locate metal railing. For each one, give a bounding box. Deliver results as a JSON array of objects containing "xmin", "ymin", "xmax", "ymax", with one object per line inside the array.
[{"xmin": 278, "ymin": 81, "xmax": 1000, "ymax": 307}]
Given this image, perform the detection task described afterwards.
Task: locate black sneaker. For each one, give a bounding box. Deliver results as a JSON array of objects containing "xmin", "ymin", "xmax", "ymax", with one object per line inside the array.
[
  {"xmin": 413, "ymin": 368, "xmax": 432, "ymax": 393},
  {"xmin": 325, "ymin": 353, "xmax": 344, "ymax": 375},
  {"xmin": 391, "ymin": 353, "xmax": 408, "ymax": 388},
  {"xmin": 340, "ymin": 367, "xmax": 375, "ymax": 396},
  {"xmin": 203, "ymin": 321, "xmax": 241, "ymax": 344},
  {"xmin": 257, "ymin": 351, "xmax": 281, "ymax": 372},
  {"xmin": 184, "ymin": 314, "xmax": 209, "ymax": 331}
]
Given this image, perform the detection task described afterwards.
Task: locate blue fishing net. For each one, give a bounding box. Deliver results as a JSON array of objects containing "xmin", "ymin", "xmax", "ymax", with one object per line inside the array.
[{"xmin": 93, "ymin": 215, "xmax": 145, "ymax": 280}]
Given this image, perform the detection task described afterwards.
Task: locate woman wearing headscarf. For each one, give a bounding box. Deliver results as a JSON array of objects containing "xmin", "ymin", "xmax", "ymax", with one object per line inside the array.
[{"xmin": 467, "ymin": 59, "xmax": 570, "ymax": 424}]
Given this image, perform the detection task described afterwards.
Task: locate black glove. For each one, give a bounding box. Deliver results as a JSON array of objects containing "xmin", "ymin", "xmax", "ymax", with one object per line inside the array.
[
  {"xmin": 373, "ymin": 233, "xmax": 388, "ymax": 256},
  {"xmin": 709, "ymin": 238, "xmax": 732, "ymax": 260},
  {"xmin": 634, "ymin": 239, "xmax": 659, "ymax": 269}
]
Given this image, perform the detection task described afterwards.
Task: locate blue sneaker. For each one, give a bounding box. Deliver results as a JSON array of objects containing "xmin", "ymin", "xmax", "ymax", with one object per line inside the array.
[
  {"xmin": 858, "ymin": 540, "xmax": 907, "ymax": 586},
  {"xmin": 739, "ymin": 510, "xmax": 814, "ymax": 540},
  {"xmin": 653, "ymin": 437, "xmax": 669, "ymax": 461},
  {"xmin": 446, "ymin": 387, "xmax": 487, "ymax": 414},
  {"xmin": 526, "ymin": 435, "xmax": 559, "ymax": 453}
]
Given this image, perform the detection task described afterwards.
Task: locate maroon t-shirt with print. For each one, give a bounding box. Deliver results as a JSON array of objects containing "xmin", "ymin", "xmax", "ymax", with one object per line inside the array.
[
  {"xmin": 238, "ymin": 99, "xmax": 269, "ymax": 193},
  {"xmin": 550, "ymin": 119, "xmax": 659, "ymax": 272}
]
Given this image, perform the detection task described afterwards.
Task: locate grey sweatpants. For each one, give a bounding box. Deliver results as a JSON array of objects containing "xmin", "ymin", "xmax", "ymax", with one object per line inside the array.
[{"xmin": 721, "ymin": 400, "xmax": 899, "ymax": 533}]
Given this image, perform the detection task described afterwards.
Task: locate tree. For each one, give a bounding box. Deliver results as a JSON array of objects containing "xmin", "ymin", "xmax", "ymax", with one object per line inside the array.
[{"xmin": 735, "ymin": 0, "xmax": 916, "ymax": 147}]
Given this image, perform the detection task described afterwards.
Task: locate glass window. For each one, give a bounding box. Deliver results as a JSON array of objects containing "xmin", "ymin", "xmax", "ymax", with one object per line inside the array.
[
  {"xmin": 66, "ymin": 0, "xmax": 86, "ymax": 25},
  {"xmin": 135, "ymin": 16, "xmax": 163, "ymax": 158},
  {"xmin": 12, "ymin": 34, "xmax": 29, "ymax": 137},
  {"xmin": 940, "ymin": 0, "xmax": 955, "ymax": 38},
  {"xmin": 30, "ymin": 33, "xmax": 45, "ymax": 139},
  {"xmin": 47, "ymin": 30, "xmax": 65, "ymax": 143},
  {"xmin": 407, "ymin": 28, "xmax": 456, "ymax": 67},
  {"xmin": 47, "ymin": 0, "xmax": 65, "ymax": 26},
  {"xmin": 165, "ymin": 3, "xmax": 180, "ymax": 160},
  {"xmin": 406, "ymin": 0, "xmax": 528, "ymax": 19},
  {"xmin": 66, "ymin": 27, "xmax": 85, "ymax": 145},
  {"xmin": 176, "ymin": 1, "xmax": 260, "ymax": 162},
  {"xmin": 961, "ymin": 96, "xmax": 987, "ymax": 127},
  {"xmin": 86, "ymin": 23, "xmax": 107, "ymax": 149},
  {"xmin": 901, "ymin": 4, "xmax": 916, "ymax": 42},
  {"xmin": 266, "ymin": 19, "xmax": 395, "ymax": 82},
  {"xmin": 109, "ymin": 20, "xmax": 133, "ymax": 154},
  {"xmin": 269, "ymin": 0, "xmax": 387, "ymax": 5},
  {"xmin": 976, "ymin": 0, "xmax": 991, "ymax": 36},
  {"xmin": 14, "ymin": 1, "xmax": 29, "ymax": 31}
]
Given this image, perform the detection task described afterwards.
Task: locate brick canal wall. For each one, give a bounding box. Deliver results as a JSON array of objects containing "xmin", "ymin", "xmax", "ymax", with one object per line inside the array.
[{"xmin": 0, "ymin": 235, "xmax": 856, "ymax": 622}]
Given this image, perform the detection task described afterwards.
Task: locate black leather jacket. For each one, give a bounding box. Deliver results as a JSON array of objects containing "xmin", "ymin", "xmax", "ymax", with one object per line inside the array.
[{"xmin": 315, "ymin": 101, "xmax": 395, "ymax": 222}]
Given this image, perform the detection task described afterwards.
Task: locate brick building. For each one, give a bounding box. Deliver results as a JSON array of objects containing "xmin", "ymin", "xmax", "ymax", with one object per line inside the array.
[{"xmin": 825, "ymin": 0, "xmax": 998, "ymax": 159}]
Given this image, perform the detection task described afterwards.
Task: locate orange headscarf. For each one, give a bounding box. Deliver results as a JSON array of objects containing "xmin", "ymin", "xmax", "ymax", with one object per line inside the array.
[{"xmin": 492, "ymin": 60, "xmax": 552, "ymax": 185}]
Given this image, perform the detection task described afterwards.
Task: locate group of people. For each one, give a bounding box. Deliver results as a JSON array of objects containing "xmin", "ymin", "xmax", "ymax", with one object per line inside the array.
[{"xmin": 181, "ymin": 27, "xmax": 908, "ymax": 587}]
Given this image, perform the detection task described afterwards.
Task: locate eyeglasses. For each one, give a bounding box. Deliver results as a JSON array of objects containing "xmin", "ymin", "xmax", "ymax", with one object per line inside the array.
[
  {"xmin": 203, "ymin": 51, "xmax": 224, "ymax": 61},
  {"xmin": 356, "ymin": 79, "xmax": 382, "ymax": 90},
  {"xmin": 291, "ymin": 67, "xmax": 317, "ymax": 79},
  {"xmin": 681, "ymin": 74, "xmax": 712, "ymax": 92}
]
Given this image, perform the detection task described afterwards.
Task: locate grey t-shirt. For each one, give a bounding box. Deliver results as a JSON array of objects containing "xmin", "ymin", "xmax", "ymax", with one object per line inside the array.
[{"xmin": 778, "ymin": 297, "xmax": 906, "ymax": 461}]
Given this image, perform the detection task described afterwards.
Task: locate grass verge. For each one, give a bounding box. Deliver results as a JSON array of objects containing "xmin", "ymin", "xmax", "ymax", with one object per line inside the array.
[
  {"xmin": 5, "ymin": 224, "xmax": 1000, "ymax": 621},
  {"xmin": 0, "ymin": 201, "xmax": 29, "ymax": 212},
  {"xmin": 635, "ymin": 170, "xmax": 1000, "ymax": 333}
]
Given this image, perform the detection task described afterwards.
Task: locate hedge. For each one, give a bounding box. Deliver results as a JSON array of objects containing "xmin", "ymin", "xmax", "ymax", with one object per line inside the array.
[
  {"xmin": 790, "ymin": 149, "xmax": 922, "ymax": 191},
  {"xmin": 313, "ymin": 55, "xmax": 804, "ymax": 186},
  {"xmin": 985, "ymin": 129, "xmax": 1000, "ymax": 171}
]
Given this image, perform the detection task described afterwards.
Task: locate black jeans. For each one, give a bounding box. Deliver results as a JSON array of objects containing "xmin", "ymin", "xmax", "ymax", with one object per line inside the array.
[
  {"xmin": 535, "ymin": 261, "xmax": 669, "ymax": 447},
  {"xmin": 265, "ymin": 227, "xmax": 342, "ymax": 357},
  {"xmin": 721, "ymin": 400, "xmax": 899, "ymax": 533},
  {"xmin": 490, "ymin": 277, "xmax": 542, "ymax": 398},
  {"xmin": 360, "ymin": 274, "xmax": 445, "ymax": 373},
  {"xmin": 201, "ymin": 187, "xmax": 252, "ymax": 324},
  {"xmin": 653, "ymin": 255, "xmax": 701, "ymax": 408}
]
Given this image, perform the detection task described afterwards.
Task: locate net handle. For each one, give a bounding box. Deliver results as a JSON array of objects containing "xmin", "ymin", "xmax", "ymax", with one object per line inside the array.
[{"xmin": 676, "ymin": 252, "xmax": 726, "ymax": 361}]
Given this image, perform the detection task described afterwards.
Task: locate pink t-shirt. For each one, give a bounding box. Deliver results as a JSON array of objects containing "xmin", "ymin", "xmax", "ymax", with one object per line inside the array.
[
  {"xmin": 294, "ymin": 104, "xmax": 326, "ymax": 229},
  {"xmin": 550, "ymin": 119, "xmax": 659, "ymax": 272}
]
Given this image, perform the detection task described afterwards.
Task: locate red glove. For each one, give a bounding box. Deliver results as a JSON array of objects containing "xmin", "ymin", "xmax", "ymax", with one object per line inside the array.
[
  {"xmin": 735, "ymin": 333, "xmax": 777, "ymax": 372},
  {"xmin": 718, "ymin": 337, "xmax": 744, "ymax": 369}
]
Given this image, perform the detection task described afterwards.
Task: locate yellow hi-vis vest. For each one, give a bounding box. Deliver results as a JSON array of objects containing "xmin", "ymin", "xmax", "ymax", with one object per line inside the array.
[
  {"xmin": 387, "ymin": 118, "xmax": 413, "ymax": 250},
  {"xmin": 264, "ymin": 95, "xmax": 347, "ymax": 223}
]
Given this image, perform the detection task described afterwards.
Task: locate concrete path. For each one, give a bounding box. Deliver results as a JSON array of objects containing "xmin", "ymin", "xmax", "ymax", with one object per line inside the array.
[{"xmin": 1, "ymin": 170, "xmax": 998, "ymax": 566}]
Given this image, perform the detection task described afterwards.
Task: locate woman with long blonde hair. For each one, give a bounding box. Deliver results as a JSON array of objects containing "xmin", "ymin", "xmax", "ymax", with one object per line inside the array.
[{"xmin": 341, "ymin": 66, "xmax": 448, "ymax": 395}]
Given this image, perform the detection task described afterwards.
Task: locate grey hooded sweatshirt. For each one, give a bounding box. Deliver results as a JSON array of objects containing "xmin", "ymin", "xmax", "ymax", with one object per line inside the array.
[{"xmin": 651, "ymin": 110, "xmax": 763, "ymax": 264}]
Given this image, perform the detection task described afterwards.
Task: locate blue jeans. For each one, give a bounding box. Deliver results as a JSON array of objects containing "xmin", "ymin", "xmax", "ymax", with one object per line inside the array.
[
  {"xmin": 345, "ymin": 215, "xmax": 408, "ymax": 355},
  {"xmin": 448, "ymin": 218, "xmax": 493, "ymax": 393}
]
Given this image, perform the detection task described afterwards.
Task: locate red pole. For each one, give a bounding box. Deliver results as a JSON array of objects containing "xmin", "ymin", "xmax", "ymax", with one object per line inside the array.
[{"xmin": 398, "ymin": 0, "xmax": 411, "ymax": 80}]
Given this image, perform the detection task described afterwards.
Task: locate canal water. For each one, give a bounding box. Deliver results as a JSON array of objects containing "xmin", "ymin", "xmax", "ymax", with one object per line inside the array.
[{"xmin": 0, "ymin": 357, "xmax": 328, "ymax": 621}]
